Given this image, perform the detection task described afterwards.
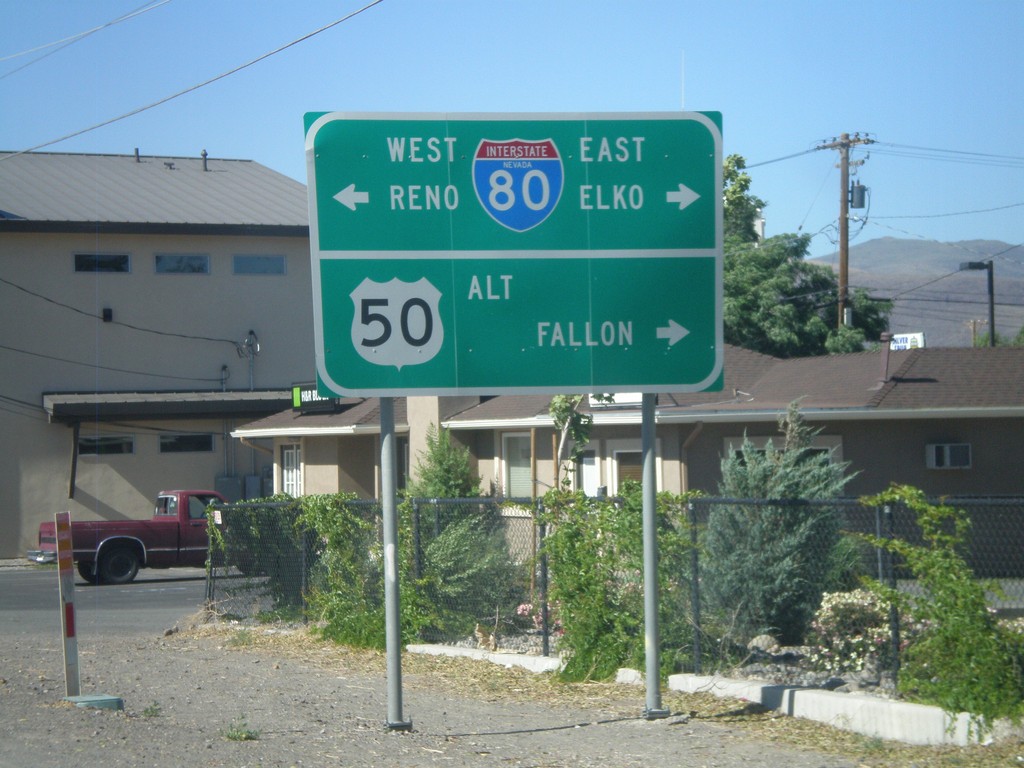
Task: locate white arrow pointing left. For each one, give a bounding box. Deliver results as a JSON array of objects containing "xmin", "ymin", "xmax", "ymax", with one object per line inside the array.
[
  {"xmin": 334, "ymin": 183, "xmax": 369, "ymax": 211},
  {"xmin": 666, "ymin": 183, "xmax": 700, "ymax": 211},
  {"xmin": 656, "ymin": 319, "xmax": 690, "ymax": 347}
]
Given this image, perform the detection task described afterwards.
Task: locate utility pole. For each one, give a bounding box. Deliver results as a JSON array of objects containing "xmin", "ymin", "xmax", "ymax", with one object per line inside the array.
[{"xmin": 817, "ymin": 133, "xmax": 874, "ymax": 328}]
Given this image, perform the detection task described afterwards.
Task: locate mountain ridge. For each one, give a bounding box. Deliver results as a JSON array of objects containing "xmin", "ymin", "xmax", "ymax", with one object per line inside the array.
[{"xmin": 808, "ymin": 237, "xmax": 1024, "ymax": 347}]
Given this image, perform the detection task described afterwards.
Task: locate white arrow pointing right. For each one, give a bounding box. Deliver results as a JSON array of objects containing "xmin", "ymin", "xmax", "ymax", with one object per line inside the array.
[
  {"xmin": 656, "ymin": 319, "xmax": 690, "ymax": 347},
  {"xmin": 334, "ymin": 183, "xmax": 370, "ymax": 211},
  {"xmin": 666, "ymin": 183, "xmax": 700, "ymax": 211}
]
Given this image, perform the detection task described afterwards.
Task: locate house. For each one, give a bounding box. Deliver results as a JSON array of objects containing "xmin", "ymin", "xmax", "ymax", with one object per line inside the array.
[
  {"xmin": 231, "ymin": 344, "xmax": 1024, "ymax": 500},
  {"xmin": 6, "ymin": 151, "xmax": 1021, "ymax": 561},
  {"xmin": 0, "ymin": 151, "xmax": 313, "ymax": 558}
]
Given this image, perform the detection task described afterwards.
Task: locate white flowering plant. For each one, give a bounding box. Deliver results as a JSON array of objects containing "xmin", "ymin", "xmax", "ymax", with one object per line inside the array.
[{"xmin": 807, "ymin": 589, "xmax": 892, "ymax": 675}]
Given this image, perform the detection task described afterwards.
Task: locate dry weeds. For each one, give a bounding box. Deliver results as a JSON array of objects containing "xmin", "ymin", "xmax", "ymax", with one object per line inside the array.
[{"xmin": 176, "ymin": 619, "xmax": 1023, "ymax": 768}]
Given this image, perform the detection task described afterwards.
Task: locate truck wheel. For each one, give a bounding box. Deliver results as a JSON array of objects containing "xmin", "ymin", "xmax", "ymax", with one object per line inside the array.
[
  {"xmin": 77, "ymin": 561, "xmax": 98, "ymax": 585},
  {"xmin": 98, "ymin": 546, "xmax": 140, "ymax": 585}
]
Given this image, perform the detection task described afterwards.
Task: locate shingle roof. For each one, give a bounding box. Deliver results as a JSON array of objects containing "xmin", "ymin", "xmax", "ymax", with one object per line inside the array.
[
  {"xmin": 656, "ymin": 345, "xmax": 1024, "ymax": 421},
  {"xmin": 0, "ymin": 151, "xmax": 308, "ymax": 232},
  {"xmin": 232, "ymin": 346, "xmax": 1024, "ymax": 436},
  {"xmin": 875, "ymin": 347, "xmax": 1024, "ymax": 410},
  {"xmin": 232, "ymin": 397, "xmax": 407, "ymax": 436}
]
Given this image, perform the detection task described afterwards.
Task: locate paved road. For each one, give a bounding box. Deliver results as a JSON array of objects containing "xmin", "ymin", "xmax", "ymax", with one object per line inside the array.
[{"xmin": 0, "ymin": 565, "xmax": 208, "ymax": 640}]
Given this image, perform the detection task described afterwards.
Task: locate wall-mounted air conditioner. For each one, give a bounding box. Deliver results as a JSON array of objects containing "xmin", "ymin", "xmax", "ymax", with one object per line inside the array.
[{"xmin": 926, "ymin": 443, "xmax": 971, "ymax": 470}]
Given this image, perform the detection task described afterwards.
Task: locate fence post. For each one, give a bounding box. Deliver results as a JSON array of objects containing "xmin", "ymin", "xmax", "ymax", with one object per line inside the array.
[
  {"xmin": 875, "ymin": 503, "xmax": 885, "ymax": 582},
  {"xmin": 883, "ymin": 503, "xmax": 901, "ymax": 687},
  {"xmin": 411, "ymin": 500, "xmax": 422, "ymax": 581},
  {"xmin": 300, "ymin": 507, "xmax": 307, "ymax": 622},
  {"xmin": 689, "ymin": 500, "xmax": 702, "ymax": 674},
  {"xmin": 537, "ymin": 498, "xmax": 550, "ymax": 658},
  {"xmin": 205, "ymin": 507, "xmax": 219, "ymax": 609}
]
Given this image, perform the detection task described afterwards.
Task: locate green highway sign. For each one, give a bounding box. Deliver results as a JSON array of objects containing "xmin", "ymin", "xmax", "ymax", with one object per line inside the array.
[{"xmin": 305, "ymin": 112, "xmax": 723, "ymax": 396}]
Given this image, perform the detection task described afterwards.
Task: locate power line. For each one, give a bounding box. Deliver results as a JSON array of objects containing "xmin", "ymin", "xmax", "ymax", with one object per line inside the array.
[
  {"xmin": 880, "ymin": 270, "xmax": 962, "ymax": 302},
  {"xmin": 0, "ymin": 276, "xmax": 241, "ymax": 347},
  {"xmin": 0, "ymin": 0, "xmax": 386, "ymax": 160},
  {"xmin": 0, "ymin": 342, "xmax": 226, "ymax": 383},
  {"xmin": 745, "ymin": 148, "xmax": 818, "ymax": 168},
  {"xmin": 0, "ymin": 0, "xmax": 172, "ymax": 78},
  {"xmin": 872, "ymin": 201, "xmax": 1024, "ymax": 220},
  {"xmin": 873, "ymin": 142, "xmax": 1024, "ymax": 168}
]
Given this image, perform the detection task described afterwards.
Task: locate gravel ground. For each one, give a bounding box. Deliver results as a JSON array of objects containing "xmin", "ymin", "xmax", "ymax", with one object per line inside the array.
[
  {"xmin": 0, "ymin": 615, "xmax": 866, "ymax": 768},
  {"xmin": 1, "ymin": 559, "xmax": 1020, "ymax": 768}
]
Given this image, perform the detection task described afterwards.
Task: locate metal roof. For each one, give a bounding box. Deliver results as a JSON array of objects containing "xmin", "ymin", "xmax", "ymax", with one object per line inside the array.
[
  {"xmin": 43, "ymin": 390, "xmax": 293, "ymax": 423},
  {"xmin": 0, "ymin": 151, "xmax": 309, "ymax": 234}
]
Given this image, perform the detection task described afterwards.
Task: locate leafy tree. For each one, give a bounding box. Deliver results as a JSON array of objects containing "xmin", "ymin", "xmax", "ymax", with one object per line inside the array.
[
  {"xmin": 724, "ymin": 154, "xmax": 765, "ymax": 245},
  {"xmin": 723, "ymin": 233, "xmax": 833, "ymax": 357},
  {"xmin": 549, "ymin": 393, "xmax": 613, "ymax": 484},
  {"xmin": 702, "ymin": 403, "xmax": 856, "ymax": 644},
  {"xmin": 407, "ymin": 423, "xmax": 480, "ymax": 498},
  {"xmin": 722, "ymin": 156, "xmax": 891, "ymax": 357}
]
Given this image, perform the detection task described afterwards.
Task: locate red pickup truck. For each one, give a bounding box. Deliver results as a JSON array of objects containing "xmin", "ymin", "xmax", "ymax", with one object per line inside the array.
[{"xmin": 26, "ymin": 490, "xmax": 227, "ymax": 585}]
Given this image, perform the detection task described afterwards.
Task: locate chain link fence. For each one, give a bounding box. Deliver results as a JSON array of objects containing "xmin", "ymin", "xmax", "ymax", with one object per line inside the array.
[
  {"xmin": 206, "ymin": 497, "xmax": 551, "ymax": 652},
  {"xmin": 206, "ymin": 494, "xmax": 1024, "ymax": 670},
  {"xmin": 687, "ymin": 497, "xmax": 1024, "ymax": 677}
]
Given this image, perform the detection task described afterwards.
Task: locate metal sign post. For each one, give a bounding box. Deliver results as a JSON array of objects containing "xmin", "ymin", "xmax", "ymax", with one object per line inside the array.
[
  {"xmin": 641, "ymin": 394, "xmax": 669, "ymax": 718},
  {"xmin": 380, "ymin": 396, "xmax": 411, "ymax": 731},
  {"xmin": 305, "ymin": 111, "xmax": 723, "ymax": 724}
]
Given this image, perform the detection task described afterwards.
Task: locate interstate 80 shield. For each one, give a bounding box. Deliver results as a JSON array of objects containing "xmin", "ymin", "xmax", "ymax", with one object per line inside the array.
[{"xmin": 472, "ymin": 138, "xmax": 564, "ymax": 232}]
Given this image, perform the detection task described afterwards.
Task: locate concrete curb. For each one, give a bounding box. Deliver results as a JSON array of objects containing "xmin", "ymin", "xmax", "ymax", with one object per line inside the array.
[
  {"xmin": 668, "ymin": 673, "xmax": 1021, "ymax": 747},
  {"xmin": 404, "ymin": 648, "xmax": 1022, "ymax": 747},
  {"xmin": 407, "ymin": 643, "xmax": 563, "ymax": 674},
  {"xmin": 0, "ymin": 559, "xmax": 37, "ymax": 570}
]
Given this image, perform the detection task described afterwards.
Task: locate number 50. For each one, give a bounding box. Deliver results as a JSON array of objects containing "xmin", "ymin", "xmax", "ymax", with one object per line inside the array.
[{"xmin": 358, "ymin": 297, "xmax": 434, "ymax": 348}]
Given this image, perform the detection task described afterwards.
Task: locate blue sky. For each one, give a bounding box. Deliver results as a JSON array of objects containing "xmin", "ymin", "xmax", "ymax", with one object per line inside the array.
[{"xmin": 2, "ymin": 0, "xmax": 1022, "ymax": 262}]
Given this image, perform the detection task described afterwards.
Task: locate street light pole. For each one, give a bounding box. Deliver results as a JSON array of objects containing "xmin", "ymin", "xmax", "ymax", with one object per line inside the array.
[{"xmin": 959, "ymin": 260, "xmax": 995, "ymax": 347}]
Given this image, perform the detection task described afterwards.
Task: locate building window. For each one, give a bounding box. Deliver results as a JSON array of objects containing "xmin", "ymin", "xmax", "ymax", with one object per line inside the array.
[
  {"xmin": 615, "ymin": 451, "xmax": 644, "ymax": 486},
  {"xmin": 926, "ymin": 443, "xmax": 972, "ymax": 470},
  {"xmin": 75, "ymin": 253, "xmax": 130, "ymax": 273},
  {"xmin": 79, "ymin": 434, "xmax": 134, "ymax": 455},
  {"xmin": 502, "ymin": 433, "xmax": 533, "ymax": 498},
  {"xmin": 282, "ymin": 444, "xmax": 302, "ymax": 497},
  {"xmin": 606, "ymin": 438, "xmax": 661, "ymax": 495},
  {"xmin": 234, "ymin": 254, "xmax": 286, "ymax": 275},
  {"xmin": 155, "ymin": 253, "xmax": 210, "ymax": 274},
  {"xmin": 159, "ymin": 433, "xmax": 214, "ymax": 453}
]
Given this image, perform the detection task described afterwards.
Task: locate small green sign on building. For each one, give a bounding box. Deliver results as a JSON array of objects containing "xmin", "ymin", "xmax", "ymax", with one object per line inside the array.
[{"xmin": 305, "ymin": 111, "xmax": 723, "ymax": 396}]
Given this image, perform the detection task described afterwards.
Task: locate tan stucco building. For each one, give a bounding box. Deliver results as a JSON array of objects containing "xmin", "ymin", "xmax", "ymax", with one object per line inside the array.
[
  {"xmin": 0, "ymin": 151, "xmax": 311, "ymax": 557},
  {"xmin": 6, "ymin": 152, "xmax": 1024, "ymax": 561}
]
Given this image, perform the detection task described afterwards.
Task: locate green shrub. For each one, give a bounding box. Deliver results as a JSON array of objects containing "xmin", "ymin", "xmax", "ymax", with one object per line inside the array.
[
  {"xmin": 413, "ymin": 501, "xmax": 527, "ymax": 641},
  {"xmin": 299, "ymin": 494, "xmax": 389, "ymax": 647},
  {"xmin": 540, "ymin": 485, "xmax": 694, "ymax": 682},
  {"xmin": 407, "ymin": 424, "xmax": 480, "ymax": 498},
  {"xmin": 703, "ymin": 403, "xmax": 854, "ymax": 645},
  {"xmin": 862, "ymin": 485, "xmax": 1024, "ymax": 731}
]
